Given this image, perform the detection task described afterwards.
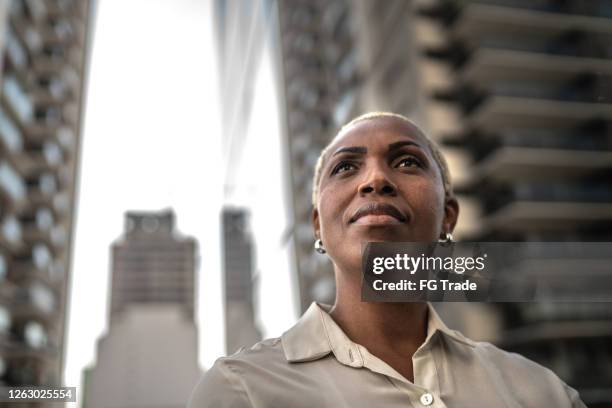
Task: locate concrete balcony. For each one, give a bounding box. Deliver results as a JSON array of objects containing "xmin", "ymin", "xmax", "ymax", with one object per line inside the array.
[
  {"xmin": 25, "ymin": 174, "xmax": 58, "ymax": 207},
  {"xmin": 9, "ymin": 258, "xmax": 60, "ymax": 289},
  {"xmin": 12, "ymin": 145, "xmax": 63, "ymax": 177},
  {"xmin": 484, "ymin": 201, "xmax": 612, "ymax": 232},
  {"xmin": 9, "ymin": 283, "xmax": 58, "ymax": 325},
  {"xmin": 468, "ymin": 96, "xmax": 612, "ymax": 131},
  {"xmin": 30, "ymin": 48, "xmax": 82, "ymax": 76},
  {"xmin": 454, "ymin": 3, "xmax": 612, "ymax": 41},
  {"xmin": 472, "ymin": 147, "xmax": 612, "ymax": 182},
  {"xmin": 0, "ymin": 341, "xmax": 57, "ymax": 362},
  {"xmin": 461, "ymin": 49, "xmax": 612, "ymax": 86},
  {"xmin": 31, "ymin": 20, "xmax": 76, "ymax": 48},
  {"xmin": 19, "ymin": 223, "xmax": 56, "ymax": 251}
]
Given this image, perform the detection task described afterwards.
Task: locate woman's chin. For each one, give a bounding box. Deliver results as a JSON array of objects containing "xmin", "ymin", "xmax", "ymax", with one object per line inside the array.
[{"xmin": 349, "ymin": 225, "xmax": 413, "ymax": 242}]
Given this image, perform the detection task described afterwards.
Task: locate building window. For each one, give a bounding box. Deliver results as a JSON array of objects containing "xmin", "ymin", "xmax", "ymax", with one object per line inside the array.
[
  {"xmin": 29, "ymin": 282, "xmax": 55, "ymax": 313},
  {"xmin": 2, "ymin": 76, "xmax": 33, "ymax": 123},
  {"xmin": 5, "ymin": 28, "xmax": 27, "ymax": 68},
  {"xmin": 33, "ymin": 243, "xmax": 52, "ymax": 269},
  {"xmin": 24, "ymin": 321, "xmax": 47, "ymax": 349},
  {"xmin": 0, "ymin": 162, "xmax": 26, "ymax": 201},
  {"xmin": 0, "ymin": 306, "xmax": 10, "ymax": 332},
  {"xmin": 0, "ymin": 108, "xmax": 23, "ymax": 152}
]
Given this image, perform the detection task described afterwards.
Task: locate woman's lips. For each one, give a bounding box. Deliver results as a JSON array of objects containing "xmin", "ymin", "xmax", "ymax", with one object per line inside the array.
[
  {"xmin": 349, "ymin": 202, "xmax": 408, "ymax": 225},
  {"xmin": 352, "ymin": 214, "xmax": 404, "ymax": 226}
]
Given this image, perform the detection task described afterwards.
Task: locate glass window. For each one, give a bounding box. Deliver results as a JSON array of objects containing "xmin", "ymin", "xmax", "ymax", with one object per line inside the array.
[
  {"xmin": 39, "ymin": 173, "xmax": 57, "ymax": 195},
  {"xmin": 24, "ymin": 321, "xmax": 47, "ymax": 348},
  {"xmin": 33, "ymin": 243, "xmax": 52, "ymax": 269},
  {"xmin": 57, "ymin": 126, "xmax": 75, "ymax": 150},
  {"xmin": 0, "ymin": 162, "xmax": 26, "ymax": 201},
  {"xmin": 49, "ymin": 77, "xmax": 66, "ymax": 98},
  {"xmin": 53, "ymin": 192, "xmax": 69, "ymax": 214},
  {"xmin": 337, "ymin": 50, "xmax": 356, "ymax": 82},
  {"xmin": 36, "ymin": 208, "xmax": 54, "ymax": 231},
  {"xmin": 10, "ymin": 0, "xmax": 25, "ymax": 16},
  {"xmin": 333, "ymin": 90, "xmax": 355, "ymax": 127},
  {"xmin": 0, "ymin": 254, "xmax": 6, "ymax": 281},
  {"xmin": 43, "ymin": 142, "xmax": 62, "ymax": 165},
  {"xmin": 53, "ymin": 19, "xmax": 73, "ymax": 40},
  {"xmin": 0, "ymin": 306, "xmax": 10, "ymax": 332},
  {"xmin": 29, "ymin": 282, "xmax": 55, "ymax": 313},
  {"xmin": 51, "ymin": 225, "xmax": 66, "ymax": 246},
  {"xmin": 2, "ymin": 76, "xmax": 33, "ymax": 123},
  {"xmin": 2, "ymin": 215, "xmax": 21, "ymax": 244},
  {"xmin": 0, "ymin": 108, "xmax": 23, "ymax": 152},
  {"xmin": 25, "ymin": 0, "xmax": 47, "ymax": 21},
  {"xmin": 24, "ymin": 27, "xmax": 42, "ymax": 52},
  {"xmin": 5, "ymin": 28, "xmax": 27, "ymax": 68}
]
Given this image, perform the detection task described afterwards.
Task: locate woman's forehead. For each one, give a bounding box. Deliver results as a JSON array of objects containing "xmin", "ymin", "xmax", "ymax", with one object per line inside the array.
[{"xmin": 328, "ymin": 116, "xmax": 429, "ymax": 154}]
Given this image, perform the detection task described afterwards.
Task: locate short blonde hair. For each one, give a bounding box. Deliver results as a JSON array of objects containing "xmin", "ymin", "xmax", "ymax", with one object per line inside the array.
[{"xmin": 311, "ymin": 112, "xmax": 453, "ymax": 207}]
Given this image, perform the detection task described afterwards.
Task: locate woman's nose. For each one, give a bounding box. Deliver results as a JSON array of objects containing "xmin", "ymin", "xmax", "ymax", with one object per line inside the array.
[{"xmin": 358, "ymin": 170, "xmax": 397, "ymax": 196}]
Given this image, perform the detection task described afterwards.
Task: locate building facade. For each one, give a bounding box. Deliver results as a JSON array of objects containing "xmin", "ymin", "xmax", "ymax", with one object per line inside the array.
[
  {"xmin": 84, "ymin": 210, "xmax": 201, "ymax": 408},
  {"xmin": 0, "ymin": 0, "xmax": 93, "ymax": 389}
]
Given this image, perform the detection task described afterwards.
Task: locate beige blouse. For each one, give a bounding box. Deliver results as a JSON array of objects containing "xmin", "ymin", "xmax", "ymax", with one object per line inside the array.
[{"xmin": 188, "ymin": 302, "xmax": 585, "ymax": 408}]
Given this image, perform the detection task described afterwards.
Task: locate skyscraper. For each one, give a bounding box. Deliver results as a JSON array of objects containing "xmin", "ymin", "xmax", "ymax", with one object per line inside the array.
[
  {"xmin": 222, "ymin": 208, "xmax": 261, "ymax": 354},
  {"xmin": 84, "ymin": 210, "xmax": 201, "ymax": 408},
  {"xmin": 110, "ymin": 210, "xmax": 197, "ymax": 319},
  {"xmin": 0, "ymin": 0, "xmax": 94, "ymax": 387}
]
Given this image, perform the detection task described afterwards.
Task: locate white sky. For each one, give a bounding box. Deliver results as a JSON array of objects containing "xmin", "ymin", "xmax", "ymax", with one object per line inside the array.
[{"xmin": 64, "ymin": 0, "xmax": 296, "ymax": 404}]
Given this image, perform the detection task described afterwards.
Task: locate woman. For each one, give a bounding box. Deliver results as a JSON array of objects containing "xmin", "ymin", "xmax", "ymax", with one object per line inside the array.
[{"xmin": 189, "ymin": 112, "xmax": 585, "ymax": 407}]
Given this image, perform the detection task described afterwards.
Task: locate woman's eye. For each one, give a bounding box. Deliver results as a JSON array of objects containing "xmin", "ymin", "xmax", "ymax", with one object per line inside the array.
[
  {"xmin": 332, "ymin": 162, "xmax": 356, "ymax": 175},
  {"xmin": 396, "ymin": 157, "xmax": 421, "ymax": 168}
]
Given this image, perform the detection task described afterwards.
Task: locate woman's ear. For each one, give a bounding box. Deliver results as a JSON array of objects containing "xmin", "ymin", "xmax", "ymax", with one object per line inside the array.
[
  {"xmin": 443, "ymin": 196, "xmax": 459, "ymax": 234},
  {"xmin": 312, "ymin": 207, "xmax": 320, "ymax": 239}
]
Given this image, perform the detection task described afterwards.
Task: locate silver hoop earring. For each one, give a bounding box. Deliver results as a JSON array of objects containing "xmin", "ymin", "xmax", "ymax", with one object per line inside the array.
[
  {"xmin": 314, "ymin": 239, "xmax": 326, "ymax": 254},
  {"xmin": 438, "ymin": 232, "xmax": 454, "ymax": 246}
]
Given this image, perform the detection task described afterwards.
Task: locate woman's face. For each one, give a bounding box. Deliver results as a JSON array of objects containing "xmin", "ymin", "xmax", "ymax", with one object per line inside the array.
[{"xmin": 313, "ymin": 117, "xmax": 459, "ymax": 273}]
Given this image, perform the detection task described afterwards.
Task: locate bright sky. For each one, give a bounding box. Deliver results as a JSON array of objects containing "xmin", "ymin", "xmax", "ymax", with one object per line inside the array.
[{"xmin": 64, "ymin": 0, "xmax": 296, "ymax": 404}]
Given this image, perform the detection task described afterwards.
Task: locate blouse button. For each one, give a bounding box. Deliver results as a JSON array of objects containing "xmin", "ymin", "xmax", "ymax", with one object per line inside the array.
[{"xmin": 420, "ymin": 393, "xmax": 434, "ymax": 406}]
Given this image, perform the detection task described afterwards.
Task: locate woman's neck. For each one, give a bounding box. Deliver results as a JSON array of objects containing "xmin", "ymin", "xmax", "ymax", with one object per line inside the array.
[{"xmin": 328, "ymin": 269, "xmax": 428, "ymax": 382}]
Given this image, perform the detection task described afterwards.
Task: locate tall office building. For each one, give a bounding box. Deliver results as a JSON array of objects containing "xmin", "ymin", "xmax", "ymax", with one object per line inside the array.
[
  {"xmin": 84, "ymin": 210, "xmax": 201, "ymax": 408},
  {"xmin": 222, "ymin": 208, "xmax": 261, "ymax": 354},
  {"xmin": 214, "ymin": 0, "xmax": 276, "ymax": 349},
  {"xmin": 274, "ymin": 0, "xmax": 612, "ymax": 406},
  {"xmin": 109, "ymin": 210, "xmax": 197, "ymax": 320},
  {"xmin": 0, "ymin": 0, "xmax": 94, "ymax": 387}
]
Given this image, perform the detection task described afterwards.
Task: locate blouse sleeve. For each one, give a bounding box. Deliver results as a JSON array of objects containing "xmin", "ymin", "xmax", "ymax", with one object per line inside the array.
[
  {"xmin": 564, "ymin": 382, "xmax": 587, "ymax": 408},
  {"xmin": 188, "ymin": 359, "xmax": 253, "ymax": 408}
]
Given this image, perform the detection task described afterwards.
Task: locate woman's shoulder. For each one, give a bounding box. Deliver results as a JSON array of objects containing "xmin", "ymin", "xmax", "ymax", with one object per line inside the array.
[
  {"xmin": 220, "ymin": 337, "xmax": 286, "ymax": 370},
  {"xmin": 467, "ymin": 340, "xmax": 584, "ymax": 407},
  {"xmin": 188, "ymin": 337, "xmax": 286, "ymax": 407}
]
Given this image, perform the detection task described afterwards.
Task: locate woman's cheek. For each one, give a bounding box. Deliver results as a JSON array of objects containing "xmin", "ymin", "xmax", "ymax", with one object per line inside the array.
[{"xmin": 417, "ymin": 186, "xmax": 446, "ymax": 231}]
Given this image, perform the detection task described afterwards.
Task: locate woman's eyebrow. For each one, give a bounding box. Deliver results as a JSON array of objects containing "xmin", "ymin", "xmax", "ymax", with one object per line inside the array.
[
  {"xmin": 332, "ymin": 146, "xmax": 367, "ymax": 157},
  {"xmin": 388, "ymin": 140, "xmax": 424, "ymax": 152}
]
